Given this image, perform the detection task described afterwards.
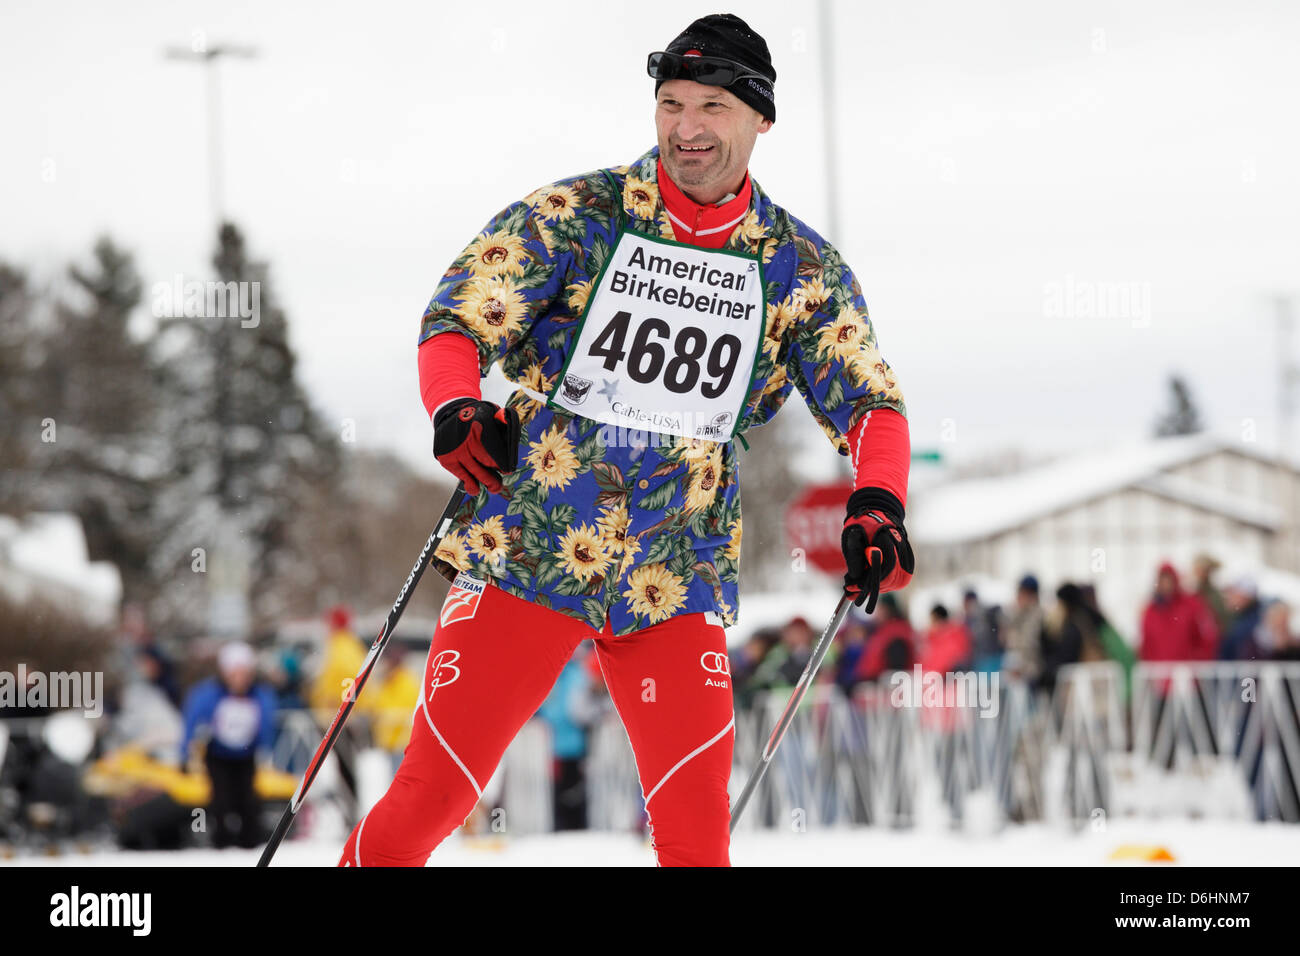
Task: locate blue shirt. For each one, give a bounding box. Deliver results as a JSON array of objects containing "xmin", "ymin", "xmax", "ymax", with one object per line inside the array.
[{"xmin": 181, "ymin": 677, "xmax": 277, "ymax": 761}]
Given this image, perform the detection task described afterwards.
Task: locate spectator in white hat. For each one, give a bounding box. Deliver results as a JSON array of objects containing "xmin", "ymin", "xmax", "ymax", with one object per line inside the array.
[{"xmin": 180, "ymin": 641, "xmax": 278, "ymax": 849}]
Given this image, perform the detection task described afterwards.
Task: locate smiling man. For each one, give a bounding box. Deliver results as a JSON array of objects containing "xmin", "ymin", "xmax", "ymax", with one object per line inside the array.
[{"xmin": 340, "ymin": 13, "xmax": 913, "ymax": 868}]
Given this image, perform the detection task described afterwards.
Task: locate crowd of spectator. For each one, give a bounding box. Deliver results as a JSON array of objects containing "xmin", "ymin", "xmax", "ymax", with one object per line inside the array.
[
  {"xmin": 104, "ymin": 603, "xmax": 625, "ymax": 842},
  {"xmin": 160, "ymin": 554, "xmax": 1300, "ymax": 848},
  {"xmin": 0, "ymin": 603, "xmax": 432, "ymax": 850},
  {"xmin": 729, "ymin": 553, "xmax": 1300, "ymax": 710},
  {"xmin": 7, "ymin": 556, "xmax": 1300, "ymax": 849}
]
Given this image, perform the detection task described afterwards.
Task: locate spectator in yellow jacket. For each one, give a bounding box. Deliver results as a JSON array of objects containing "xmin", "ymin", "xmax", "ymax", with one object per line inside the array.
[
  {"xmin": 361, "ymin": 649, "xmax": 421, "ymax": 754},
  {"xmin": 310, "ymin": 605, "xmax": 365, "ymax": 715}
]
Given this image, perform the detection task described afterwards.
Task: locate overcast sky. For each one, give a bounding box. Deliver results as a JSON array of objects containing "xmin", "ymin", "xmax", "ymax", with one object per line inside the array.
[{"xmin": 3, "ymin": 0, "xmax": 1298, "ymax": 479}]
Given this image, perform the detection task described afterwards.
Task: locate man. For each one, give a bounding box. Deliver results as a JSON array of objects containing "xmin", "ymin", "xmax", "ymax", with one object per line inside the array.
[
  {"xmin": 1003, "ymin": 574, "xmax": 1045, "ymax": 687},
  {"xmin": 181, "ymin": 641, "xmax": 277, "ymax": 849},
  {"xmin": 853, "ymin": 593, "xmax": 915, "ymax": 684},
  {"xmin": 962, "ymin": 588, "xmax": 1003, "ymax": 673},
  {"xmin": 1263, "ymin": 600, "xmax": 1299, "ymax": 661},
  {"xmin": 310, "ymin": 605, "xmax": 365, "ymax": 820},
  {"xmin": 535, "ymin": 644, "xmax": 602, "ymax": 831},
  {"xmin": 1139, "ymin": 563, "xmax": 1221, "ymax": 766},
  {"xmin": 1140, "ymin": 562, "xmax": 1219, "ymax": 663},
  {"xmin": 357, "ymin": 645, "xmax": 422, "ymax": 770},
  {"xmin": 1219, "ymin": 577, "xmax": 1263, "ymax": 660},
  {"xmin": 772, "ymin": 616, "xmax": 817, "ymax": 687},
  {"xmin": 341, "ymin": 13, "xmax": 913, "ymax": 867},
  {"xmin": 309, "ymin": 605, "xmax": 364, "ymax": 715},
  {"xmin": 919, "ymin": 604, "xmax": 972, "ymax": 675},
  {"xmin": 1040, "ymin": 582, "xmax": 1092, "ymax": 693},
  {"xmin": 1192, "ymin": 553, "xmax": 1230, "ymax": 634}
]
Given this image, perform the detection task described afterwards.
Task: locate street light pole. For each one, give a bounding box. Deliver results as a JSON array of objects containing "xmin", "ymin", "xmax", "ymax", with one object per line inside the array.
[
  {"xmin": 163, "ymin": 41, "xmax": 258, "ymax": 230},
  {"xmin": 164, "ymin": 39, "xmax": 258, "ymax": 637},
  {"xmin": 1277, "ymin": 296, "xmax": 1300, "ymax": 573},
  {"xmin": 818, "ymin": 0, "xmax": 841, "ymax": 245}
]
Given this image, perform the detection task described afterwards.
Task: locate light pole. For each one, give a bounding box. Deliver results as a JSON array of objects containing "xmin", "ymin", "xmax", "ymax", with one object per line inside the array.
[
  {"xmin": 818, "ymin": 0, "xmax": 841, "ymax": 245},
  {"xmin": 163, "ymin": 41, "xmax": 258, "ymax": 230},
  {"xmin": 1277, "ymin": 296, "xmax": 1300, "ymax": 573},
  {"xmin": 164, "ymin": 39, "xmax": 258, "ymax": 636}
]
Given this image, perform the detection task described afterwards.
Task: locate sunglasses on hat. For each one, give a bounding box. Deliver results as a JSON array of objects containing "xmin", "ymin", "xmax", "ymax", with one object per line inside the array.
[{"xmin": 647, "ymin": 51, "xmax": 772, "ymax": 90}]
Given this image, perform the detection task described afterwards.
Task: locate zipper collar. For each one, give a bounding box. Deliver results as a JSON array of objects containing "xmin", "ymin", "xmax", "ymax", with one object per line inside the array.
[
  {"xmin": 618, "ymin": 146, "xmax": 774, "ymax": 256},
  {"xmin": 655, "ymin": 158, "xmax": 753, "ymax": 247}
]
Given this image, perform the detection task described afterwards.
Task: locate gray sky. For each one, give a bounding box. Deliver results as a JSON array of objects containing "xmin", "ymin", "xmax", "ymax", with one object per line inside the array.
[{"xmin": 3, "ymin": 0, "xmax": 1298, "ymax": 478}]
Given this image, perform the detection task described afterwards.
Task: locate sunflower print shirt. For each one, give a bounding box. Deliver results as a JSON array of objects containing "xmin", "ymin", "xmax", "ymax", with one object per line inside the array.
[{"xmin": 418, "ymin": 146, "xmax": 906, "ymax": 636}]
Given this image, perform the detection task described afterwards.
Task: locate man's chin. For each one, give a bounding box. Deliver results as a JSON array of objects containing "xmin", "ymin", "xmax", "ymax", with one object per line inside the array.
[{"xmin": 664, "ymin": 158, "xmax": 720, "ymax": 187}]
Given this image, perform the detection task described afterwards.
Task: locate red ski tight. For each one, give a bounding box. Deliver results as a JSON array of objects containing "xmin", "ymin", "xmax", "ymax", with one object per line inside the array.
[{"xmin": 339, "ymin": 578, "xmax": 735, "ymax": 866}]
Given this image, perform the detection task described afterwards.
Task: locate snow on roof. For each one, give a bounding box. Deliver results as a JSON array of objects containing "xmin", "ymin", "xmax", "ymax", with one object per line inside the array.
[
  {"xmin": 0, "ymin": 512, "xmax": 123, "ymax": 606},
  {"xmin": 908, "ymin": 433, "xmax": 1271, "ymax": 545},
  {"xmin": 1136, "ymin": 473, "xmax": 1281, "ymax": 530}
]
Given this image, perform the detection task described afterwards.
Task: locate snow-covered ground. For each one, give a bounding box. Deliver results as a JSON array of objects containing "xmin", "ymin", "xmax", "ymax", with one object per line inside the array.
[{"xmin": 5, "ymin": 820, "xmax": 1298, "ymax": 867}]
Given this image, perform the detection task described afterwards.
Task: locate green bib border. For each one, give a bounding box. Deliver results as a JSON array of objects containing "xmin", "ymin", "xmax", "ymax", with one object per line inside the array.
[{"xmin": 545, "ymin": 170, "xmax": 767, "ymax": 446}]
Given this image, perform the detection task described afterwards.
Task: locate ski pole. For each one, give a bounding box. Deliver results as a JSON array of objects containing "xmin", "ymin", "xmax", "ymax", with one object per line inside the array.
[
  {"xmin": 257, "ymin": 482, "xmax": 467, "ymax": 866},
  {"xmin": 729, "ymin": 591, "xmax": 855, "ymax": 832}
]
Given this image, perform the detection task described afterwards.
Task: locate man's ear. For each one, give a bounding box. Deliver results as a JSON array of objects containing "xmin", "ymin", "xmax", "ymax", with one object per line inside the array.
[{"xmin": 758, "ymin": 117, "xmax": 773, "ymax": 134}]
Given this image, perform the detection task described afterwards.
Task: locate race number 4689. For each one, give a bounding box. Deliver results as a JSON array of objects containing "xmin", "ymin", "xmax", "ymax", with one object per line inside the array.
[{"xmin": 586, "ymin": 310, "xmax": 742, "ymax": 398}]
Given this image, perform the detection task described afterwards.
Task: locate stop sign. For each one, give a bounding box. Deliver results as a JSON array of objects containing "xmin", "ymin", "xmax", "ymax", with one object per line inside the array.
[{"xmin": 784, "ymin": 482, "xmax": 855, "ymax": 575}]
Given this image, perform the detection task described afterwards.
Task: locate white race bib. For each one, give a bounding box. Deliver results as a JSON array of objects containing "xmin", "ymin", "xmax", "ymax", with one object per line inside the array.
[
  {"xmin": 549, "ymin": 231, "xmax": 764, "ymax": 441},
  {"xmin": 212, "ymin": 696, "xmax": 260, "ymax": 750}
]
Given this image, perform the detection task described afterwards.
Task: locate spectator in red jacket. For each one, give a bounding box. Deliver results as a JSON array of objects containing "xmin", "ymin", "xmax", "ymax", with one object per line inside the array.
[
  {"xmin": 854, "ymin": 594, "xmax": 916, "ymax": 682},
  {"xmin": 1139, "ymin": 562, "xmax": 1219, "ymax": 662},
  {"xmin": 919, "ymin": 604, "xmax": 973, "ymax": 674}
]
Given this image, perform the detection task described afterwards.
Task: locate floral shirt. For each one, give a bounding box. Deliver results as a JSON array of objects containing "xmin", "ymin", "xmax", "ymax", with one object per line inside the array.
[{"xmin": 418, "ymin": 145, "xmax": 906, "ymax": 635}]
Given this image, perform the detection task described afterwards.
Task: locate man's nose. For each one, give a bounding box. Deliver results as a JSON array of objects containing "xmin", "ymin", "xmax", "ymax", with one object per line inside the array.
[{"xmin": 675, "ymin": 108, "xmax": 708, "ymax": 142}]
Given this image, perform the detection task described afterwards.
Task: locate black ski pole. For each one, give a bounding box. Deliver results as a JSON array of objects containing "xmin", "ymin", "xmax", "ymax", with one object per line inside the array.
[
  {"xmin": 729, "ymin": 592, "xmax": 855, "ymax": 832},
  {"xmin": 257, "ymin": 482, "xmax": 467, "ymax": 867}
]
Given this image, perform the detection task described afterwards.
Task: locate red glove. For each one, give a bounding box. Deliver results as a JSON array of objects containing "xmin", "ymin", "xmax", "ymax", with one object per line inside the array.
[
  {"xmin": 841, "ymin": 488, "xmax": 914, "ymax": 612},
  {"xmin": 433, "ymin": 398, "xmax": 521, "ymax": 496}
]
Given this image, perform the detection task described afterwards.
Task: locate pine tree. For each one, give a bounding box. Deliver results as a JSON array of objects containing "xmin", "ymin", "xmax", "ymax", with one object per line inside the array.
[
  {"xmin": 0, "ymin": 263, "xmax": 42, "ymax": 512},
  {"xmin": 151, "ymin": 223, "xmax": 342, "ymax": 633},
  {"xmin": 1154, "ymin": 374, "xmax": 1204, "ymax": 437},
  {"xmin": 8, "ymin": 240, "xmax": 163, "ymax": 610}
]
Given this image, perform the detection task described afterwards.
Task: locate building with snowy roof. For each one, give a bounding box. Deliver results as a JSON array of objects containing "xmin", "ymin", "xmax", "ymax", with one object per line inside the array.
[{"xmin": 906, "ymin": 434, "xmax": 1300, "ymax": 638}]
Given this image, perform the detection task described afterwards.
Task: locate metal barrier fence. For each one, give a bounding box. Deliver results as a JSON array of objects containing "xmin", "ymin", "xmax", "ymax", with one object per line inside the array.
[
  {"xmin": 271, "ymin": 709, "xmax": 556, "ymax": 836},
  {"xmin": 1129, "ymin": 662, "xmax": 1300, "ymax": 822},
  {"xmin": 587, "ymin": 662, "xmax": 1300, "ymax": 830},
  {"xmin": 6, "ymin": 662, "xmax": 1297, "ymax": 840}
]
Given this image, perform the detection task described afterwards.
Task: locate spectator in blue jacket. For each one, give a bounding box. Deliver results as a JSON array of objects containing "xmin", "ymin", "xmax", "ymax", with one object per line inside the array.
[
  {"xmin": 536, "ymin": 647, "xmax": 603, "ymax": 830},
  {"xmin": 1219, "ymin": 578, "xmax": 1263, "ymax": 661},
  {"xmin": 181, "ymin": 641, "xmax": 277, "ymax": 849}
]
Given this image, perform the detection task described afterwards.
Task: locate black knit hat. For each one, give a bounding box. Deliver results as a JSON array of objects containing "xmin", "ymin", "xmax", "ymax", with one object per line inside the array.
[{"xmin": 655, "ymin": 13, "xmax": 776, "ymax": 123}]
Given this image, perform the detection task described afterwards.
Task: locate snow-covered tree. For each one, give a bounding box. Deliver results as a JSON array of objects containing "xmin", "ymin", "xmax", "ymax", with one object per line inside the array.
[
  {"xmin": 0, "ymin": 262, "xmax": 43, "ymax": 512},
  {"xmin": 1, "ymin": 241, "xmax": 164, "ymax": 614},
  {"xmin": 1154, "ymin": 374, "xmax": 1204, "ymax": 437},
  {"xmin": 150, "ymin": 223, "xmax": 342, "ymax": 633}
]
